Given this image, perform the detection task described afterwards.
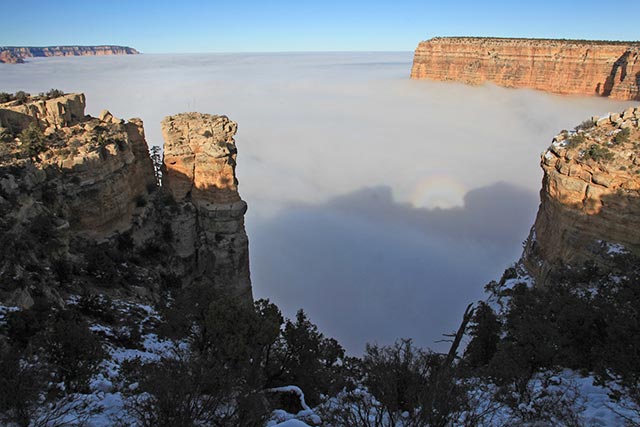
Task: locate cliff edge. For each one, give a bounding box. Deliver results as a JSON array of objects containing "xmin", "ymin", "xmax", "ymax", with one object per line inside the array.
[
  {"xmin": 160, "ymin": 113, "xmax": 251, "ymax": 298},
  {"xmin": 411, "ymin": 37, "xmax": 640, "ymax": 100},
  {"xmin": 0, "ymin": 45, "xmax": 139, "ymax": 63},
  {"xmin": 521, "ymin": 106, "xmax": 640, "ymax": 285},
  {"xmin": 0, "ymin": 93, "xmax": 251, "ymax": 307}
]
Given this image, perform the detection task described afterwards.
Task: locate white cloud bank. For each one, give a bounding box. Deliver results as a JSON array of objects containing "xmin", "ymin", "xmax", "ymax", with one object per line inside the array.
[{"xmin": 1, "ymin": 52, "xmax": 635, "ymax": 352}]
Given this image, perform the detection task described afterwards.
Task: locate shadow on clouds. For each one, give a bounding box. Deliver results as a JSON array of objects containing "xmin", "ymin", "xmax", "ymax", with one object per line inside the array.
[{"xmin": 249, "ymin": 181, "xmax": 538, "ymax": 354}]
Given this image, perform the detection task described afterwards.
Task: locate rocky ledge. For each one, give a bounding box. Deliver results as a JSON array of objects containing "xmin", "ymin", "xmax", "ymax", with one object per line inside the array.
[
  {"xmin": 411, "ymin": 37, "xmax": 640, "ymax": 100},
  {"xmin": 0, "ymin": 45, "xmax": 139, "ymax": 63},
  {"xmin": 0, "ymin": 93, "xmax": 250, "ymax": 307},
  {"xmin": 522, "ymin": 106, "xmax": 640, "ymax": 284}
]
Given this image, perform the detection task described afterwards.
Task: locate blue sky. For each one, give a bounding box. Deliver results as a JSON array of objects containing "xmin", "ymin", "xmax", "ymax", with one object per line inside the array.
[{"xmin": 3, "ymin": 0, "xmax": 639, "ymax": 52}]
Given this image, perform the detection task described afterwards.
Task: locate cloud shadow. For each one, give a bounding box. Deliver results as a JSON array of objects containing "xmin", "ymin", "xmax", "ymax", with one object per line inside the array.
[{"xmin": 248, "ymin": 181, "xmax": 538, "ymax": 354}]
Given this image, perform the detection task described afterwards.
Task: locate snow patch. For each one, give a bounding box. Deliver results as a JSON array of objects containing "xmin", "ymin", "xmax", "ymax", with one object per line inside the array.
[
  {"xmin": 0, "ymin": 304, "xmax": 19, "ymax": 326},
  {"xmin": 606, "ymin": 242, "xmax": 627, "ymax": 255},
  {"xmin": 268, "ymin": 385, "xmax": 312, "ymax": 412},
  {"xmin": 267, "ymin": 386, "xmax": 322, "ymax": 426},
  {"xmin": 269, "ymin": 420, "xmax": 313, "ymax": 427}
]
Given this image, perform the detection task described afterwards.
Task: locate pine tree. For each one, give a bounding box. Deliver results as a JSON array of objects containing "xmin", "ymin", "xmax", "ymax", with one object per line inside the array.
[
  {"xmin": 464, "ymin": 301, "xmax": 501, "ymax": 368},
  {"xmin": 150, "ymin": 145, "xmax": 163, "ymax": 186}
]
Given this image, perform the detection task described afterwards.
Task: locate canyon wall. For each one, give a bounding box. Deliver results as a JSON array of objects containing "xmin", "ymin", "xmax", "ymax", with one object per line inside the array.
[
  {"xmin": 522, "ymin": 106, "xmax": 640, "ymax": 285},
  {"xmin": 0, "ymin": 50, "xmax": 23, "ymax": 64},
  {"xmin": 0, "ymin": 94, "xmax": 154, "ymax": 236},
  {"xmin": 0, "ymin": 45, "xmax": 139, "ymax": 63},
  {"xmin": 411, "ymin": 37, "xmax": 640, "ymax": 100},
  {"xmin": 0, "ymin": 93, "xmax": 251, "ymax": 306}
]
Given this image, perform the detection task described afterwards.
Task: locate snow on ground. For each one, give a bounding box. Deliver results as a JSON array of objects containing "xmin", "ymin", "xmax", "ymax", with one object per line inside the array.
[
  {"xmin": 535, "ymin": 370, "xmax": 639, "ymax": 426},
  {"xmin": 277, "ymin": 371, "xmax": 639, "ymax": 427},
  {"xmin": 469, "ymin": 371, "xmax": 640, "ymax": 426},
  {"xmin": 5, "ymin": 297, "xmax": 640, "ymax": 426},
  {"xmin": 266, "ymin": 385, "xmax": 322, "ymax": 426},
  {"xmin": 606, "ymin": 242, "xmax": 628, "ymax": 255},
  {"xmin": 61, "ymin": 297, "xmax": 187, "ymax": 427},
  {"xmin": 0, "ymin": 304, "xmax": 19, "ymax": 326},
  {"xmin": 268, "ymin": 385, "xmax": 312, "ymax": 411},
  {"xmin": 595, "ymin": 239, "xmax": 629, "ymax": 256},
  {"xmin": 270, "ymin": 420, "xmax": 313, "ymax": 427},
  {"xmin": 501, "ymin": 273, "xmax": 534, "ymax": 291}
]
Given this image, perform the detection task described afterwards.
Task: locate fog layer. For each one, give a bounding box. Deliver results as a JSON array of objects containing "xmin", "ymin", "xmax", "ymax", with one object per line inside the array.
[{"xmin": 1, "ymin": 53, "xmax": 634, "ymax": 352}]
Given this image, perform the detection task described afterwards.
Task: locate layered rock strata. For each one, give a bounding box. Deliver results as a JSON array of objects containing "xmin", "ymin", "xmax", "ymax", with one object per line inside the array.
[
  {"xmin": 0, "ymin": 93, "xmax": 88, "ymax": 130},
  {"xmin": 522, "ymin": 106, "xmax": 640, "ymax": 284},
  {"xmin": 0, "ymin": 94, "xmax": 154, "ymax": 236},
  {"xmin": 411, "ymin": 37, "xmax": 640, "ymax": 100},
  {"xmin": 0, "ymin": 50, "xmax": 23, "ymax": 64},
  {"xmin": 0, "ymin": 45, "xmax": 139, "ymax": 63},
  {"xmin": 0, "ymin": 94, "xmax": 251, "ymax": 306},
  {"xmin": 160, "ymin": 113, "xmax": 251, "ymax": 298}
]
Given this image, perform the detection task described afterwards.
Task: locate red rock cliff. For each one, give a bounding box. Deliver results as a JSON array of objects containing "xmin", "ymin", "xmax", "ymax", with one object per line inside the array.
[
  {"xmin": 522, "ymin": 107, "xmax": 640, "ymax": 284},
  {"xmin": 411, "ymin": 37, "xmax": 640, "ymax": 100},
  {"xmin": 0, "ymin": 45, "xmax": 139, "ymax": 63}
]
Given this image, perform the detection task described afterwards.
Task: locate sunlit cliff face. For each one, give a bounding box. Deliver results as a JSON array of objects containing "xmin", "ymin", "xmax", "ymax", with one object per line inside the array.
[{"xmin": 1, "ymin": 52, "xmax": 635, "ymax": 352}]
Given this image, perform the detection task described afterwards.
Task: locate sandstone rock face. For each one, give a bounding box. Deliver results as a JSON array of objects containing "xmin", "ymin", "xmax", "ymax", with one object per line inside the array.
[
  {"xmin": 0, "ymin": 93, "xmax": 87, "ymax": 130},
  {"xmin": 0, "ymin": 94, "xmax": 252, "ymax": 306},
  {"xmin": 522, "ymin": 107, "xmax": 640, "ymax": 284},
  {"xmin": 161, "ymin": 113, "xmax": 251, "ymax": 299},
  {"xmin": 411, "ymin": 37, "xmax": 640, "ymax": 100},
  {"xmin": 162, "ymin": 113, "xmax": 240, "ymax": 205},
  {"xmin": 0, "ymin": 45, "xmax": 139, "ymax": 63},
  {"xmin": 0, "ymin": 93, "xmax": 153, "ymax": 236}
]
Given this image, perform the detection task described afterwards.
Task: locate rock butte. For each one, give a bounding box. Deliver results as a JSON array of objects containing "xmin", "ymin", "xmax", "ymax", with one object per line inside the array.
[
  {"xmin": 161, "ymin": 112, "xmax": 251, "ymax": 299},
  {"xmin": 522, "ymin": 106, "xmax": 640, "ymax": 285},
  {"xmin": 0, "ymin": 45, "xmax": 139, "ymax": 63},
  {"xmin": 0, "ymin": 93, "xmax": 250, "ymax": 307},
  {"xmin": 411, "ymin": 37, "xmax": 640, "ymax": 100}
]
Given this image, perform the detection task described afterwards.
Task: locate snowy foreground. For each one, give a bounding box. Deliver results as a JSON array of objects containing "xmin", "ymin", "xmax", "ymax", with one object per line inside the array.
[{"xmin": 1, "ymin": 301, "xmax": 638, "ymax": 427}]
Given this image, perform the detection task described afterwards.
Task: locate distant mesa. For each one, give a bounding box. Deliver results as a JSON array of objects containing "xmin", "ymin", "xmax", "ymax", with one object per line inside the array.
[
  {"xmin": 411, "ymin": 37, "xmax": 640, "ymax": 100},
  {"xmin": 0, "ymin": 45, "xmax": 140, "ymax": 63},
  {"xmin": 0, "ymin": 50, "xmax": 24, "ymax": 64}
]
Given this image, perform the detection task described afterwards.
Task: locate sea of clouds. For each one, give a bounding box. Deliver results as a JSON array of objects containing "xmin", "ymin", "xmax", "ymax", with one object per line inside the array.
[{"xmin": 1, "ymin": 52, "xmax": 634, "ymax": 352}]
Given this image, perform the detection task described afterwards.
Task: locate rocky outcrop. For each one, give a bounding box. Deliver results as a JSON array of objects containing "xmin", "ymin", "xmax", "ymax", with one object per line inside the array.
[
  {"xmin": 162, "ymin": 113, "xmax": 241, "ymax": 205},
  {"xmin": 160, "ymin": 113, "xmax": 251, "ymax": 298},
  {"xmin": 0, "ymin": 93, "xmax": 251, "ymax": 306},
  {"xmin": 411, "ymin": 37, "xmax": 640, "ymax": 100},
  {"xmin": 0, "ymin": 93, "xmax": 87, "ymax": 130},
  {"xmin": 1, "ymin": 94, "xmax": 154, "ymax": 237},
  {"xmin": 522, "ymin": 106, "xmax": 640, "ymax": 285},
  {"xmin": 0, "ymin": 45, "xmax": 139, "ymax": 63}
]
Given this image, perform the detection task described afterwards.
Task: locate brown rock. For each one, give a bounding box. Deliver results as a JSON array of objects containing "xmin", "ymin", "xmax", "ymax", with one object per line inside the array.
[
  {"xmin": 411, "ymin": 37, "xmax": 640, "ymax": 101},
  {"xmin": 0, "ymin": 93, "xmax": 86, "ymax": 130},
  {"xmin": 623, "ymin": 107, "xmax": 635, "ymax": 120},
  {"xmin": 0, "ymin": 93, "xmax": 252, "ymax": 306},
  {"xmin": 162, "ymin": 113, "xmax": 240, "ymax": 205},
  {"xmin": 522, "ymin": 107, "xmax": 640, "ymax": 285},
  {"xmin": 161, "ymin": 112, "xmax": 251, "ymax": 299},
  {"xmin": 592, "ymin": 174, "xmax": 612, "ymax": 187}
]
